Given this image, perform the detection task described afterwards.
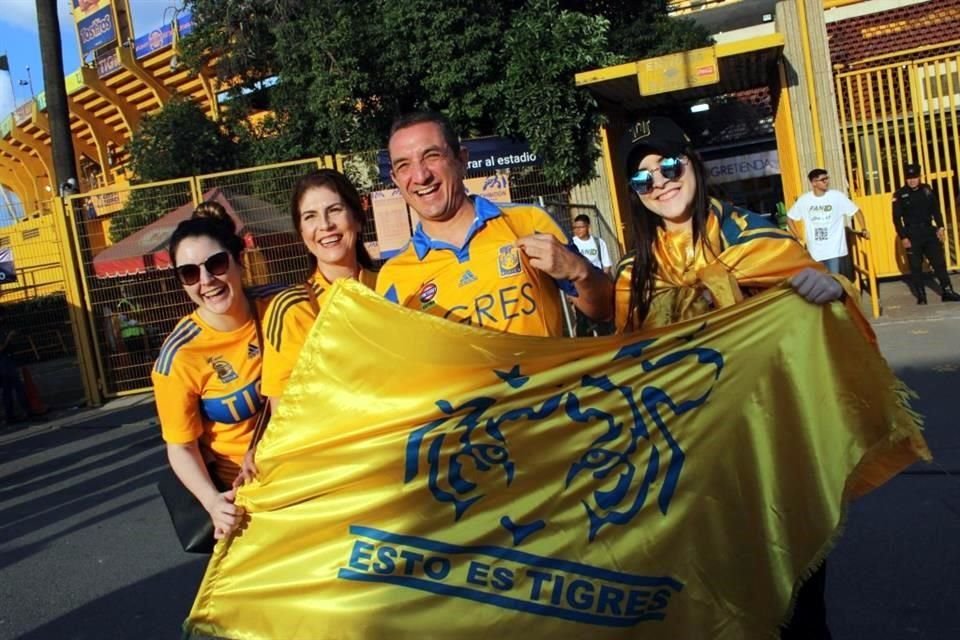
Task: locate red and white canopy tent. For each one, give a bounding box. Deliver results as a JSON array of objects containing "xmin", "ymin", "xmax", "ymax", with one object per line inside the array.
[{"xmin": 92, "ymin": 187, "xmax": 296, "ymax": 279}]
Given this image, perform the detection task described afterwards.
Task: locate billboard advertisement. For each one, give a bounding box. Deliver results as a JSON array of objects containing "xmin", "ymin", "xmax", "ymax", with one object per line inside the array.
[
  {"xmin": 134, "ymin": 12, "xmax": 194, "ymax": 60},
  {"xmin": 73, "ymin": 0, "xmax": 118, "ymax": 58},
  {"xmin": 95, "ymin": 47, "xmax": 121, "ymax": 79}
]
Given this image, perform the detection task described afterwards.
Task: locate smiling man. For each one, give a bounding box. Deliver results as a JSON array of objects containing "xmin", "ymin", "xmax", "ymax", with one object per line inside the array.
[
  {"xmin": 376, "ymin": 111, "xmax": 612, "ymax": 336},
  {"xmin": 786, "ymin": 168, "xmax": 868, "ymax": 274}
]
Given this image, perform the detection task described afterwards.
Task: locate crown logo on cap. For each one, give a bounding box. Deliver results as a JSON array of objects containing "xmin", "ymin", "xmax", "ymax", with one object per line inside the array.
[{"xmin": 631, "ymin": 120, "xmax": 652, "ymax": 143}]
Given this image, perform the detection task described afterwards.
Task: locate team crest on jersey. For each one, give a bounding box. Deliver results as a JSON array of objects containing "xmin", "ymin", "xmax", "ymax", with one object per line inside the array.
[
  {"xmin": 247, "ymin": 343, "xmax": 260, "ymax": 359},
  {"xmin": 498, "ymin": 245, "xmax": 522, "ymax": 278},
  {"xmin": 459, "ymin": 270, "xmax": 478, "ymax": 287},
  {"xmin": 208, "ymin": 356, "xmax": 238, "ymax": 383}
]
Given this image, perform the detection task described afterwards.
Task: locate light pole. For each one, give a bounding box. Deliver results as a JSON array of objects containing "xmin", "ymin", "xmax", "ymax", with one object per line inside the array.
[{"xmin": 18, "ymin": 65, "xmax": 35, "ymax": 99}]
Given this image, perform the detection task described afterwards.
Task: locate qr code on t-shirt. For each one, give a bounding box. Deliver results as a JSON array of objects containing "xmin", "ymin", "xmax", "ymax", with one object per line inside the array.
[{"xmin": 814, "ymin": 227, "xmax": 828, "ymax": 242}]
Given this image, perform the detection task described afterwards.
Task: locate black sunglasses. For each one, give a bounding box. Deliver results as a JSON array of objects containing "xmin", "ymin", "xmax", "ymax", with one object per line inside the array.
[
  {"xmin": 175, "ymin": 251, "xmax": 231, "ymax": 286},
  {"xmin": 629, "ymin": 156, "xmax": 686, "ymax": 196}
]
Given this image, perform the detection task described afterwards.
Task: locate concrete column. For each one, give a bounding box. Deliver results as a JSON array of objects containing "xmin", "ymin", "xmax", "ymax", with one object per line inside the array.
[{"xmin": 776, "ymin": 0, "xmax": 848, "ymax": 195}]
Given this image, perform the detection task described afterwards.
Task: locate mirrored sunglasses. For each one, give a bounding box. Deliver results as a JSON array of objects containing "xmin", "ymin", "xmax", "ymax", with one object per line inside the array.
[
  {"xmin": 175, "ymin": 251, "xmax": 231, "ymax": 286},
  {"xmin": 629, "ymin": 157, "xmax": 685, "ymax": 196}
]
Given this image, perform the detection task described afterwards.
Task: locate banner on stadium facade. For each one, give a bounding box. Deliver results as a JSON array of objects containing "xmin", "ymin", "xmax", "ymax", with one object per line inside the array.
[
  {"xmin": 95, "ymin": 47, "xmax": 121, "ymax": 79},
  {"xmin": 134, "ymin": 11, "xmax": 194, "ymax": 60},
  {"xmin": 186, "ymin": 280, "xmax": 929, "ymax": 640},
  {"xmin": 73, "ymin": 0, "xmax": 118, "ymax": 58},
  {"xmin": 13, "ymin": 102, "xmax": 32, "ymax": 126}
]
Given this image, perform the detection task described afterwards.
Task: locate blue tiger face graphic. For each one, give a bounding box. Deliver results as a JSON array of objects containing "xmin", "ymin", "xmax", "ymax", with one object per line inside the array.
[{"xmin": 404, "ymin": 330, "xmax": 723, "ymax": 545}]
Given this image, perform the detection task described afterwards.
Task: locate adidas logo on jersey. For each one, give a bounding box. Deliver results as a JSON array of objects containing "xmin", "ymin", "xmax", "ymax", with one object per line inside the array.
[{"xmin": 459, "ymin": 270, "xmax": 478, "ymax": 287}]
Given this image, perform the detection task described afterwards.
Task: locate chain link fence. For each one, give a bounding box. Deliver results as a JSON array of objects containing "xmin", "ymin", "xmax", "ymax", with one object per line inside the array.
[{"xmin": 65, "ymin": 151, "xmax": 622, "ymax": 397}]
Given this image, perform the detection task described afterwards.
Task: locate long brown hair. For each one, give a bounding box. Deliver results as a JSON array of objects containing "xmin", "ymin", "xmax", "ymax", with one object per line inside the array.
[{"xmin": 624, "ymin": 146, "xmax": 712, "ymax": 329}]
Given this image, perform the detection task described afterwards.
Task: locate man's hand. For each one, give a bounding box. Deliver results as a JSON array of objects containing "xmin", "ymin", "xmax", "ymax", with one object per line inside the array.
[
  {"xmin": 790, "ymin": 268, "xmax": 844, "ymax": 305},
  {"xmin": 937, "ymin": 227, "xmax": 946, "ymax": 243},
  {"xmin": 859, "ymin": 229, "xmax": 871, "ymax": 240},
  {"xmin": 901, "ymin": 237, "xmax": 912, "ymax": 250},
  {"xmin": 515, "ymin": 234, "xmax": 590, "ymax": 282}
]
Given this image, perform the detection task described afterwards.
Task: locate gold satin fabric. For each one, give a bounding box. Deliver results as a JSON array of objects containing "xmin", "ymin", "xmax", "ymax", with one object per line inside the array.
[
  {"xmin": 186, "ymin": 279, "xmax": 928, "ymax": 640},
  {"xmin": 615, "ymin": 200, "xmax": 821, "ymax": 331}
]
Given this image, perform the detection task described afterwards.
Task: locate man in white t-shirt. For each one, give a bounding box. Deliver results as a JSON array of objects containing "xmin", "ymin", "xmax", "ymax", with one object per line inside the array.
[
  {"xmin": 787, "ymin": 169, "xmax": 869, "ymax": 273},
  {"xmin": 571, "ymin": 214, "xmax": 612, "ymax": 277},
  {"xmin": 569, "ymin": 214, "xmax": 614, "ymax": 336}
]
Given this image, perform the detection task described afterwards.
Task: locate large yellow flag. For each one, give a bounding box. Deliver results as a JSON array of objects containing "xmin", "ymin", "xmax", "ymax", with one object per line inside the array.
[{"xmin": 186, "ymin": 279, "xmax": 928, "ymax": 640}]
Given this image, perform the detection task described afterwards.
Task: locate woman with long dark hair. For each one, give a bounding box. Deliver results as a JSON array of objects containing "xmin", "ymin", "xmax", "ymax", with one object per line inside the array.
[
  {"xmin": 615, "ymin": 116, "xmax": 842, "ymax": 331},
  {"xmin": 614, "ymin": 117, "xmax": 841, "ymax": 638}
]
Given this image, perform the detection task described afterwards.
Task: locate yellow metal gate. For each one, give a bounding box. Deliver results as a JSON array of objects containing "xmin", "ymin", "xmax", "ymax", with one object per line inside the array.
[
  {"xmin": 836, "ymin": 47, "xmax": 960, "ymax": 278},
  {"xmin": 64, "ymin": 158, "xmax": 333, "ymax": 399}
]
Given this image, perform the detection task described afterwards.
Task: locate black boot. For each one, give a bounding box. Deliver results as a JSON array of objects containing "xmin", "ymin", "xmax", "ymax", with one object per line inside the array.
[
  {"xmin": 915, "ymin": 285, "xmax": 928, "ymax": 305},
  {"xmin": 942, "ymin": 286, "xmax": 960, "ymax": 302}
]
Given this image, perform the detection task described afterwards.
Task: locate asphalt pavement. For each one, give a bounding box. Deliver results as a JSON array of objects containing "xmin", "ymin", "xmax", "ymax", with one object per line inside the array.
[{"xmin": 1, "ymin": 278, "xmax": 958, "ymax": 640}]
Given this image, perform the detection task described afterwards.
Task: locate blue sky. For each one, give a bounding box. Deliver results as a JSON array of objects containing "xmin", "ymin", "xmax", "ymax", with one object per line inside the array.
[
  {"xmin": 1, "ymin": 1, "xmax": 174, "ymax": 110},
  {"xmin": 1, "ymin": 2, "xmax": 175, "ymax": 223}
]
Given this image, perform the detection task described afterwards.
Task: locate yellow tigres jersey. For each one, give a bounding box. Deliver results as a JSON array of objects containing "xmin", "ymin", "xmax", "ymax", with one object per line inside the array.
[
  {"xmin": 615, "ymin": 198, "xmax": 818, "ymax": 332},
  {"xmin": 151, "ymin": 287, "xmax": 279, "ymax": 485},
  {"xmin": 376, "ymin": 196, "xmax": 568, "ymax": 337},
  {"xmin": 261, "ymin": 268, "xmax": 377, "ymax": 399}
]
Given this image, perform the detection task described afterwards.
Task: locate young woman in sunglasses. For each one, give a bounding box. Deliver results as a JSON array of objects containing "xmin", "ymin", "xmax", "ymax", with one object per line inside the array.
[
  {"xmin": 151, "ymin": 201, "xmax": 277, "ymax": 541},
  {"xmin": 235, "ymin": 169, "xmax": 377, "ymax": 484},
  {"xmin": 615, "ymin": 116, "xmax": 843, "ymax": 331},
  {"xmin": 615, "ymin": 117, "xmax": 842, "ymax": 638}
]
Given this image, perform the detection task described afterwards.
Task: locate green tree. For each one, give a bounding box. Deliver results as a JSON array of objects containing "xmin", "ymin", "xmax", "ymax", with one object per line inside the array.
[
  {"xmin": 127, "ymin": 97, "xmax": 239, "ymax": 182},
  {"xmin": 109, "ymin": 98, "xmax": 240, "ymax": 242},
  {"xmin": 181, "ymin": 0, "xmax": 710, "ymax": 187}
]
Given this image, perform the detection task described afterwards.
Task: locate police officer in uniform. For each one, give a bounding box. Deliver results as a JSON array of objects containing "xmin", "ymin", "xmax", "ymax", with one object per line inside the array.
[{"xmin": 893, "ymin": 163, "xmax": 960, "ymax": 304}]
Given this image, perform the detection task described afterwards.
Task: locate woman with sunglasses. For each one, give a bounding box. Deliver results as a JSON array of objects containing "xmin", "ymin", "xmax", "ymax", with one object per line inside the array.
[
  {"xmin": 616, "ymin": 117, "xmax": 840, "ymax": 638},
  {"xmin": 235, "ymin": 169, "xmax": 376, "ymax": 483},
  {"xmin": 615, "ymin": 116, "xmax": 843, "ymax": 332},
  {"xmin": 151, "ymin": 201, "xmax": 277, "ymax": 541}
]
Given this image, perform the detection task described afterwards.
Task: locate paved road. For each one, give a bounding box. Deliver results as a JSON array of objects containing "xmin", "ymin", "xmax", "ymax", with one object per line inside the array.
[
  {"xmin": 1, "ymin": 285, "xmax": 958, "ymax": 639},
  {"xmin": 828, "ymin": 284, "xmax": 960, "ymax": 639}
]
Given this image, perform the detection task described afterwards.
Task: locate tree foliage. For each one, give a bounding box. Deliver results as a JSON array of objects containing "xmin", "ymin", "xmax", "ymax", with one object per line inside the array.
[
  {"xmin": 182, "ymin": 0, "xmax": 710, "ymax": 186},
  {"xmin": 110, "ymin": 98, "xmax": 240, "ymax": 242},
  {"xmin": 127, "ymin": 97, "xmax": 239, "ymax": 183}
]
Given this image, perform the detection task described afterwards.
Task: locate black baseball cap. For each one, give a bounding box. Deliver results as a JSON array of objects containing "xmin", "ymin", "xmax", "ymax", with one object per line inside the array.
[
  {"xmin": 625, "ymin": 117, "xmax": 691, "ymax": 174},
  {"xmin": 904, "ymin": 163, "xmax": 921, "ymax": 178}
]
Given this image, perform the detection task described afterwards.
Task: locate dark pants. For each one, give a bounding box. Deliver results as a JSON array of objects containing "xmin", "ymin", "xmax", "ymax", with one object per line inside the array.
[
  {"xmin": 782, "ymin": 563, "xmax": 832, "ymax": 639},
  {"xmin": 0, "ymin": 356, "xmax": 29, "ymax": 421},
  {"xmin": 907, "ymin": 231, "xmax": 951, "ymax": 292}
]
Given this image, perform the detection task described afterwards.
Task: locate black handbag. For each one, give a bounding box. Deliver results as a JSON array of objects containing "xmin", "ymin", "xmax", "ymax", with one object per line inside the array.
[
  {"xmin": 157, "ymin": 463, "xmax": 220, "ymax": 554},
  {"xmin": 156, "ymin": 299, "xmax": 271, "ymax": 554}
]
